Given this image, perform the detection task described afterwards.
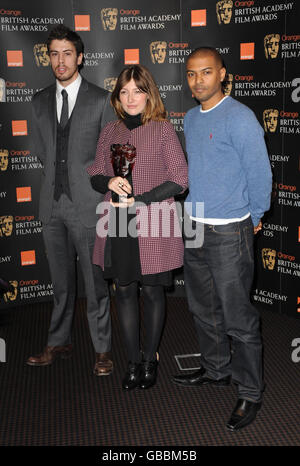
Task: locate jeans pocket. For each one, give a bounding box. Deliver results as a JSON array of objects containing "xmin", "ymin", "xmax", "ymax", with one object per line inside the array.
[
  {"xmin": 243, "ymin": 225, "xmax": 254, "ymax": 262},
  {"xmin": 211, "ymin": 223, "xmax": 240, "ymax": 235}
]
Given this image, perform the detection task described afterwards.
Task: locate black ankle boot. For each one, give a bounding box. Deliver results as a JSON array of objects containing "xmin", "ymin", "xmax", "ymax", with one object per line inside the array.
[
  {"xmin": 139, "ymin": 359, "xmax": 158, "ymax": 389},
  {"xmin": 122, "ymin": 362, "xmax": 142, "ymax": 390}
]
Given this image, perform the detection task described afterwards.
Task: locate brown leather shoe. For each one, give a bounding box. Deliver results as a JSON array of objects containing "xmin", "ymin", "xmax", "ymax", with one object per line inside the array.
[
  {"xmin": 94, "ymin": 352, "xmax": 113, "ymax": 376},
  {"xmin": 26, "ymin": 345, "xmax": 72, "ymax": 366}
]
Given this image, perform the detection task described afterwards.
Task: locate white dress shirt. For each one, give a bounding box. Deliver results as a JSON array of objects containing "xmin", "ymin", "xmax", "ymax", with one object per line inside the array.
[{"xmin": 56, "ymin": 74, "xmax": 82, "ymax": 122}]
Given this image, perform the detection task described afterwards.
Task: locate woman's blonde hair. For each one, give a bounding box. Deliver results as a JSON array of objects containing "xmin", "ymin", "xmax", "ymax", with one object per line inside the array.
[{"xmin": 111, "ymin": 64, "xmax": 167, "ymax": 124}]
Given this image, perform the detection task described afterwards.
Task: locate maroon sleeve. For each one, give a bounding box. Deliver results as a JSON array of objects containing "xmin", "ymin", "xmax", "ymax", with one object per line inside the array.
[{"xmin": 86, "ymin": 121, "xmax": 114, "ymax": 176}]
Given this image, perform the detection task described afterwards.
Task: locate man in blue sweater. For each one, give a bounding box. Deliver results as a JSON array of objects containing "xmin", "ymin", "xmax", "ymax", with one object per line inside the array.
[{"xmin": 172, "ymin": 47, "xmax": 272, "ymax": 431}]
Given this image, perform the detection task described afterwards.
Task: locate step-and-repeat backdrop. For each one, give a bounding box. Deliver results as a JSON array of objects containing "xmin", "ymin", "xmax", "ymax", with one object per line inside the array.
[{"xmin": 0, "ymin": 0, "xmax": 299, "ymax": 317}]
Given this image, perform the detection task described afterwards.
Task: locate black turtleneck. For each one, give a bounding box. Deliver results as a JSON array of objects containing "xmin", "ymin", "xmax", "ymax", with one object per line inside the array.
[
  {"xmin": 90, "ymin": 116, "xmax": 183, "ymax": 203},
  {"xmin": 123, "ymin": 112, "xmax": 142, "ymax": 130}
]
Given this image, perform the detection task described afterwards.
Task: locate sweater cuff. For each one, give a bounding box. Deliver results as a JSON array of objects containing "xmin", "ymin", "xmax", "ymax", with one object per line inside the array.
[
  {"xmin": 90, "ymin": 175, "xmax": 111, "ymax": 194},
  {"xmin": 134, "ymin": 181, "xmax": 183, "ymax": 206}
]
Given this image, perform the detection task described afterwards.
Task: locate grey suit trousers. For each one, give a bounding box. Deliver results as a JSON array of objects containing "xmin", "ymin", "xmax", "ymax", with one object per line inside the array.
[{"xmin": 42, "ymin": 194, "xmax": 111, "ymax": 353}]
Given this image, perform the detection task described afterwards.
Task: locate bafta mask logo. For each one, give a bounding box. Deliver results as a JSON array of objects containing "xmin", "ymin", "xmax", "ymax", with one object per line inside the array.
[
  {"xmin": 264, "ymin": 34, "xmax": 280, "ymax": 59},
  {"xmin": 0, "ymin": 215, "xmax": 13, "ymax": 237},
  {"xmin": 101, "ymin": 8, "xmax": 118, "ymax": 31},
  {"xmin": 3, "ymin": 280, "xmax": 18, "ymax": 302},
  {"xmin": 33, "ymin": 44, "xmax": 50, "ymax": 67},
  {"xmin": 104, "ymin": 77, "xmax": 117, "ymax": 92},
  {"xmin": 216, "ymin": 0, "xmax": 233, "ymax": 25},
  {"xmin": 0, "ymin": 149, "xmax": 9, "ymax": 171},
  {"xmin": 150, "ymin": 41, "xmax": 167, "ymax": 64},
  {"xmin": 224, "ymin": 73, "xmax": 233, "ymax": 96},
  {"xmin": 0, "ymin": 78, "xmax": 6, "ymax": 102},
  {"xmin": 263, "ymin": 109, "xmax": 279, "ymax": 133},
  {"xmin": 262, "ymin": 248, "xmax": 276, "ymax": 271}
]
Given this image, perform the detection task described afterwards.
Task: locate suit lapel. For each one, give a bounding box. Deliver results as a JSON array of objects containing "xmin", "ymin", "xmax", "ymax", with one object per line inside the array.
[
  {"xmin": 48, "ymin": 84, "xmax": 57, "ymax": 152},
  {"xmin": 69, "ymin": 79, "xmax": 88, "ymax": 134},
  {"xmin": 68, "ymin": 78, "xmax": 88, "ymax": 160}
]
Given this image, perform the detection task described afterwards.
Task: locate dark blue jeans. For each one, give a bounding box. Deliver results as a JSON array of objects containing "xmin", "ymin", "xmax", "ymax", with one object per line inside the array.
[{"xmin": 184, "ymin": 216, "xmax": 263, "ymax": 402}]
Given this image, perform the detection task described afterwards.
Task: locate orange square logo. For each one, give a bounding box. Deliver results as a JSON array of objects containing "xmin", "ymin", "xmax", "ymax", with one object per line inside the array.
[
  {"xmin": 74, "ymin": 15, "xmax": 90, "ymax": 31},
  {"xmin": 191, "ymin": 10, "xmax": 207, "ymax": 27},
  {"xmin": 297, "ymin": 297, "xmax": 300, "ymax": 312},
  {"xmin": 240, "ymin": 43, "xmax": 255, "ymax": 60},
  {"xmin": 16, "ymin": 186, "xmax": 32, "ymax": 203},
  {"xmin": 7, "ymin": 50, "xmax": 23, "ymax": 67},
  {"xmin": 12, "ymin": 120, "xmax": 28, "ymax": 136},
  {"xmin": 298, "ymin": 226, "xmax": 300, "ymax": 242},
  {"xmin": 124, "ymin": 49, "xmax": 139, "ymax": 65},
  {"xmin": 21, "ymin": 250, "xmax": 36, "ymax": 266}
]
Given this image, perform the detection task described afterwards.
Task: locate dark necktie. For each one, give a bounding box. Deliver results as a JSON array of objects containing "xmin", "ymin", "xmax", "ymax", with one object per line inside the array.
[{"xmin": 60, "ymin": 89, "xmax": 69, "ymax": 128}]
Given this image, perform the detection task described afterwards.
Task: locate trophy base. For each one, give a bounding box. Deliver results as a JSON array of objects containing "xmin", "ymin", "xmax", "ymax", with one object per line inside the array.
[
  {"xmin": 112, "ymin": 192, "xmax": 132, "ymax": 204},
  {"xmin": 118, "ymin": 194, "xmax": 128, "ymax": 204}
]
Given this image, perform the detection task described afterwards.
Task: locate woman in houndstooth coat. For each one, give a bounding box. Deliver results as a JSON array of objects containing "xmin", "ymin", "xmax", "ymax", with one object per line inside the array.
[{"xmin": 87, "ymin": 64, "xmax": 188, "ymax": 390}]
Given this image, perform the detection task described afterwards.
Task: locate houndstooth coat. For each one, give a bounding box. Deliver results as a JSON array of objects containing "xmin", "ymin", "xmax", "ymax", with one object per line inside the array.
[{"xmin": 87, "ymin": 119, "xmax": 188, "ymax": 275}]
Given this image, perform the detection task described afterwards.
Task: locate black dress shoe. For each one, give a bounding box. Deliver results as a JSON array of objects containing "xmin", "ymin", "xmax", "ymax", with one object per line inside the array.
[
  {"xmin": 172, "ymin": 367, "xmax": 231, "ymax": 387},
  {"xmin": 226, "ymin": 398, "xmax": 262, "ymax": 431},
  {"xmin": 139, "ymin": 360, "xmax": 158, "ymax": 389},
  {"xmin": 122, "ymin": 362, "xmax": 142, "ymax": 390}
]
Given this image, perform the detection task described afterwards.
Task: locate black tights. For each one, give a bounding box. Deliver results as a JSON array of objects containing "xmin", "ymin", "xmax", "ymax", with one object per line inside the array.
[{"xmin": 114, "ymin": 281, "xmax": 165, "ymax": 363}]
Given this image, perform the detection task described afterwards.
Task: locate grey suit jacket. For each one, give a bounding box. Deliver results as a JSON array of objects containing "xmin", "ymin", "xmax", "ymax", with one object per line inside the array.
[{"xmin": 31, "ymin": 77, "xmax": 115, "ymax": 227}]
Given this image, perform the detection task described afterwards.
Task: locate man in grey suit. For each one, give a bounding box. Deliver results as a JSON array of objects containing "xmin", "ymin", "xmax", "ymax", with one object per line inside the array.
[{"xmin": 27, "ymin": 25, "xmax": 114, "ymax": 376}]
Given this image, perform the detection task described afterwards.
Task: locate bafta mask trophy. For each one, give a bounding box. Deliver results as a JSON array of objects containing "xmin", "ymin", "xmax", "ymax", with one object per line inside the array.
[{"xmin": 111, "ymin": 143, "xmax": 136, "ymax": 203}]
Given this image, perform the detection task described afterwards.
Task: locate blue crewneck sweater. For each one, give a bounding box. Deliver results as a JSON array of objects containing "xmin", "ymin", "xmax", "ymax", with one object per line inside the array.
[{"xmin": 184, "ymin": 96, "xmax": 272, "ymax": 227}]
